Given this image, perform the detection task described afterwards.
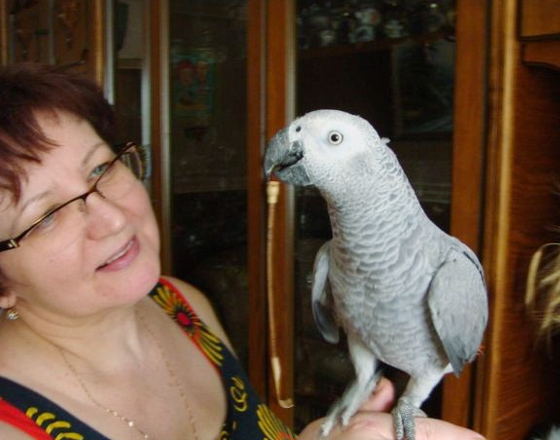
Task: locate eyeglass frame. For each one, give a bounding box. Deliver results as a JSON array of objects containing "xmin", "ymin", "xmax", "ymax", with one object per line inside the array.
[{"xmin": 0, "ymin": 142, "xmax": 145, "ymax": 253}]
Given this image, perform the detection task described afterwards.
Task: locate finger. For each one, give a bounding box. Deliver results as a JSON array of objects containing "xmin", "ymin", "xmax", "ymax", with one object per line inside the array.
[
  {"xmin": 359, "ymin": 377, "xmax": 396, "ymax": 412},
  {"xmin": 343, "ymin": 413, "xmax": 485, "ymax": 440},
  {"xmin": 415, "ymin": 417, "xmax": 485, "ymax": 440}
]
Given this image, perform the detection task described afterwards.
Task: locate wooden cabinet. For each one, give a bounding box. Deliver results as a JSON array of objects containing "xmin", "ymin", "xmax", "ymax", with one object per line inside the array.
[
  {"xmin": 475, "ymin": 0, "xmax": 560, "ymax": 438},
  {"xmin": 262, "ymin": 0, "xmax": 560, "ymax": 437},
  {"xmin": 519, "ymin": 0, "xmax": 560, "ymax": 38},
  {"xmin": 263, "ymin": 0, "xmax": 482, "ymax": 430},
  {"xmin": 2, "ymin": 1, "xmax": 560, "ymax": 439},
  {"xmin": 519, "ymin": 0, "xmax": 560, "ymax": 71},
  {"xmin": 0, "ymin": 0, "xmax": 106, "ymax": 82}
]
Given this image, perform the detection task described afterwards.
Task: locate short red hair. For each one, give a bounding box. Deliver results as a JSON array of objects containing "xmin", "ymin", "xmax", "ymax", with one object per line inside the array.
[{"xmin": 0, "ymin": 62, "xmax": 117, "ymax": 202}]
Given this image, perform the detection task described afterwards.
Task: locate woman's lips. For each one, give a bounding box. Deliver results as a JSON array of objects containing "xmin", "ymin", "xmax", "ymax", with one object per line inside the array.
[{"xmin": 97, "ymin": 237, "xmax": 139, "ymax": 271}]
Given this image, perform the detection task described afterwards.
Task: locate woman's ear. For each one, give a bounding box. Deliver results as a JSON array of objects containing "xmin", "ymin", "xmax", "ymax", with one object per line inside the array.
[{"xmin": 0, "ymin": 290, "xmax": 17, "ymax": 310}]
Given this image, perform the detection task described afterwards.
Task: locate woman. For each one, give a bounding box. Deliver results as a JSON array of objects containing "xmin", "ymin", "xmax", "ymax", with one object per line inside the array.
[{"xmin": 0, "ymin": 62, "xmax": 483, "ymax": 440}]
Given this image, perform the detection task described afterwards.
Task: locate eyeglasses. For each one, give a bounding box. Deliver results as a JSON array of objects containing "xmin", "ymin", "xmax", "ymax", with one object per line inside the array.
[{"xmin": 0, "ymin": 142, "xmax": 147, "ymax": 253}]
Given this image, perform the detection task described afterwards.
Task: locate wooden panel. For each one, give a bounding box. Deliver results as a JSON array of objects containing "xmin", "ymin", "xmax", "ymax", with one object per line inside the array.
[
  {"xmin": 522, "ymin": 40, "xmax": 560, "ymax": 71},
  {"xmin": 247, "ymin": 0, "xmax": 267, "ymax": 401},
  {"xmin": 442, "ymin": 0, "xmax": 488, "ymax": 428},
  {"xmin": 5, "ymin": 0, "xmax": 104, "ymax": 81},
  {"xmin": 53, "ymin": 0, "xmax": 88, "ymax": 66},
  {"xmin": 265, "ymin": 0, "xmax": 295, "ymax": 426},
  {"xmin": 482, "ymin": 0, "xmax": 560, "ymax": 434},
  {"xmin": 477, "ymin": 0, "xmax": 518, "ymax": 435},
  {"xmin": 490, "ymin": 64, "xmax": 560, "ymax": 440},
  {"xmin": 519, "ymin": 0, "xmax": 560, "ymax": 38},
  {"xmin": 9, "ymin": 0, "xmax": 51, "ymax": 63},
  {"xmin": 0, "ymin": 0, "xmax": 8, "ymax": 64},
  {"xmin": 82, "ymin": 0, "xmax": 105, "ymax": 84}
]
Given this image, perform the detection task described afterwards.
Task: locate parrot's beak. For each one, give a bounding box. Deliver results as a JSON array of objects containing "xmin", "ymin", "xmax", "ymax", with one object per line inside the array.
[
  {"xmin": 264, "ymin": 128, "xmax": 305, "ymax": 181},
  {"xmin": 264, "ymin": 128, "xmax": 289, "ymax": 180},
  {"xmin": 264, "ymin": 163, "xmax": 278, "ymax": 182}
]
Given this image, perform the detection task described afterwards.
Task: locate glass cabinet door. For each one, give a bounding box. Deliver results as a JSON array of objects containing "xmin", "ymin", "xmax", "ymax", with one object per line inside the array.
[
  {"xmin": 292, "ymin": 0, "xmax": 457, "ymax": 431},
  {"xmin": 106, "ymin": 0, "xmax": 467, "ymax": 431},
  {"xmin": 166, "ymin": 0, "xmax": 250, "ymax": 368}
]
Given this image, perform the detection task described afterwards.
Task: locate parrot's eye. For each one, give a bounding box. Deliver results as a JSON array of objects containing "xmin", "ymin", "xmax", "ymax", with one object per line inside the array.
[
  {"xmin": 328, "ymin": 131, "xmax": 344, "ymax": 145},
  {"xmin": 295, "ymin": 126, "xmax": 302, "ymax": 132}
]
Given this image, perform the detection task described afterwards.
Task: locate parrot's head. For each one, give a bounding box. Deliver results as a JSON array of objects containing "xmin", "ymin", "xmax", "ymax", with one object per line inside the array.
[{"xmin": 264, "ymin": 109, "xmax": 390, "ymax": 190}]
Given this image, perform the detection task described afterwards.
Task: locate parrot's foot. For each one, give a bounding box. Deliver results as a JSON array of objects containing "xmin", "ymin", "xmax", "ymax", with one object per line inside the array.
[
  {"xmin": 391, "ymin": 398, "xmax": 426, "ymax": 440},
  {"xmin": 320, "ymin": 357, "xmax": 381, "ymax": 437},
  {"xmin": 320, "ymin": 417, "xmax": 336, "ymax": 438},
  {"xmin": 319, "ymin": 400, "xmax": 360, "ymax": 437}
]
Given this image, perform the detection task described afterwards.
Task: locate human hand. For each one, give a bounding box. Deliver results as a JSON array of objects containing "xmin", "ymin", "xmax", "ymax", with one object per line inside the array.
[{"xmin": 298, "ymin": 378, "xmax": 484, "ymax": 440}]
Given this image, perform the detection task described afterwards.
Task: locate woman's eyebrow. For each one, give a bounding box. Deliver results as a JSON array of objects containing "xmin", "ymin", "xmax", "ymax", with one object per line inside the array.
[
  {"xmin": 15, "ymin": 141, "xmax": 107, "ymax": 220},
  {"xmin": 82, "ymin": 141, "xmax": 108, "ymax": 166},
  {"xmin": 14, "ymin": 188, "xmax": 53, "ymax": 230}
]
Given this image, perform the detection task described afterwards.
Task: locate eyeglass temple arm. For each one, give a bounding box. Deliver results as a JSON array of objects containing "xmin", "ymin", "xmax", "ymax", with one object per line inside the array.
[{"xmin": 0, "ymin": 239, "xmax": 19, "ymax": 253}]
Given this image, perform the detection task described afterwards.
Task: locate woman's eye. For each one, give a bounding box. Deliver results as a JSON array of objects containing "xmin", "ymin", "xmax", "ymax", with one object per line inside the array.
[
  {"xmin": 328, "ymin": 131, "xmax": 344, "ymax": 145},
  {"xmin": 90, "ymin": 161, "xmax": 111, "ymax": 181},
  {"xmin": 27, "ymin": 210, "xmax": 58, "ymax": 236}
]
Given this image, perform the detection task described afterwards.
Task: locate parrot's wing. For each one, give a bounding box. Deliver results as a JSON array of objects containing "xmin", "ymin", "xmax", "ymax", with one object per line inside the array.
[
  {"xmin": 312, "ymin": 241, "xmax": 340, "ymax": 344},
  {"xmin": 427, "ymin": 243, "xmax": 488, "ymax": 375}
]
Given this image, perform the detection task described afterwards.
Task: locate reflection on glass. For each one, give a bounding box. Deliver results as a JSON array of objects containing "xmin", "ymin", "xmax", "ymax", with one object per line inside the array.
[
  {"xmin": 167, "ymin": 0, "xmax": 249, "ymax": 369},
  {"xmin": 113, "ymin": 0, "xmax": 147, "ymax": 145},
  {"xmin": 293, "ymin": 0, "xmax": 455, "ymax": 431}
]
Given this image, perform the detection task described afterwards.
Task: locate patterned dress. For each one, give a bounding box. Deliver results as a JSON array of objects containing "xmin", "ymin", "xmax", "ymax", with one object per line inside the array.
[{"xmin": 0, "ymin": 278, "xmax": 297, "ymax": 440}]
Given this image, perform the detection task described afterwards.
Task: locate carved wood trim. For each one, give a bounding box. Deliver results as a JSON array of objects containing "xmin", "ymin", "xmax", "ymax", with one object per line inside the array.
[{"xmin": 521, "ymin": 40, "xmax": 560, "ymax": 72}]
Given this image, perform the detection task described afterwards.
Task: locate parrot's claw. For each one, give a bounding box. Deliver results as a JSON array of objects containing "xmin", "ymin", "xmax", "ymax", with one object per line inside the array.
[
  {"xmin": 391, "ymin": 398, "xmax": 426, "ymax": 440},
  {"xmin": 320, "ymin": 418, "xmax": 335, "ymax": 437},
  {"xmin": 320, "ymin": 400, "xmax": 356, "ymax": 437}
]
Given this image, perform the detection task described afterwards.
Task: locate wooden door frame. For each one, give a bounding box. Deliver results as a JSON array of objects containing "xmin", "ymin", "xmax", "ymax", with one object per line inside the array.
[
  {"xmin": 443, "ymin": 0, "xmax": 490, "ymax": 430},
  {"xmin": 253, "ymin": 0, "xmax": 494, "ymax": 430},
  {"xmin": 247, "ymin": 0, "xmax": 296, "ymax": 426}
]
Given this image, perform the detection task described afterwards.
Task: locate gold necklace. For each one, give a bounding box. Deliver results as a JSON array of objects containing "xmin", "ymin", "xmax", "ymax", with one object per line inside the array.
[{"xmin": 54, "ymin": 309, "xmax": 200, "ymax": 440}]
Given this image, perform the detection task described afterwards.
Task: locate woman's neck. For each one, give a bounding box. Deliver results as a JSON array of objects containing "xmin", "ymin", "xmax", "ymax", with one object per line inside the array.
[{"xmin": 0, "ymin": 297, "xmax": 153, "ymax": 374}]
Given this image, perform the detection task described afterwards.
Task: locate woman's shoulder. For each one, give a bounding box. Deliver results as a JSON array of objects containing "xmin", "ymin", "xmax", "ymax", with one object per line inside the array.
[
  {"xmin": 157, "ymin": 276, "xmax": 234, "ymax": 351},
  {"xmin": 0, "ymin": 422, "xmax": 39, "ymax": 440}
]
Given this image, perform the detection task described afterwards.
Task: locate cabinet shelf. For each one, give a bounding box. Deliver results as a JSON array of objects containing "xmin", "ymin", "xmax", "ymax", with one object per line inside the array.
[
  {"xmin": 298, "ymin": 29, "xmax": 453, "ymax": 59},
  {"xmin": 173, "ymin": 176, "xmax": 247, "ymax": 194}
]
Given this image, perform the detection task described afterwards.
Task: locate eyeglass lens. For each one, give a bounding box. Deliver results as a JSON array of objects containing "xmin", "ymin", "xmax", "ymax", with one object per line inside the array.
[{"xmin": 17, "ymin": 144, "xmax": 144, "ymax": 252}]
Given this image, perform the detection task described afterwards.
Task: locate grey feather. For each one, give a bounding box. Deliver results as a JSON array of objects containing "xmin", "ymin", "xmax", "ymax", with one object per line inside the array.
[
  {"xmin": 264, "ymin": 110, "xmax": 488, "ymax": 440},
  {"xmin": 427, "ymin": 242, "xmax": 486, "ymax": 375},
  {"xmin": 312, "ymin": 241, "xmax": 340, "ymax": 344}
]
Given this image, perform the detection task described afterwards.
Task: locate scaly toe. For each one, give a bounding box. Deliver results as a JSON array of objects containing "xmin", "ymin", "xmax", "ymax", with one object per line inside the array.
[
  {"xmin": 321, "ymin": 417, "xmax": 336, "ymax": 437},
  {"xmin": 391, "ymin": 399, "xmax": 425, "ymax": 440}
]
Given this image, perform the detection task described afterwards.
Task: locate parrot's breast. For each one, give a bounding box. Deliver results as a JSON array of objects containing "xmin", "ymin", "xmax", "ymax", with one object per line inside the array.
[{"xmin": 328, "ymin": 211, "xmax": 450, "ymax": 374}]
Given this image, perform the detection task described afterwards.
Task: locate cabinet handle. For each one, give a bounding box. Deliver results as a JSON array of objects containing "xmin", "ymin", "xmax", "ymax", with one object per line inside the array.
[{"xmin": 266, "ymin": 180, "xmax": 294, "ymax": 409}]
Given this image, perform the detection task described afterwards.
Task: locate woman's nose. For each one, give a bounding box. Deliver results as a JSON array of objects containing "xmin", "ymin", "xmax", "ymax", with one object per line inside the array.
[{"xmin": 83, "ymin": 191, "xmax": 127, "ymax": 239}]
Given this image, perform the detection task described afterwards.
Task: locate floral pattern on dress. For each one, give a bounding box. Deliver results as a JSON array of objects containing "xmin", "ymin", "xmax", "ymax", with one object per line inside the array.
[
  {"xmin": 0, "ymin": 279, "xmax": 296, "ymax": 440},
  {"xmin": 150, "ymin": 280, "xmax": 224, "ymax": 367},
  {"xmin": 153, "ymin": 279, "xmax": 297, "ymax": 440},
  {"xmin": 257, "ymin": 404, "xmax": 297, "ymax": 440},
  {"xmin": 26, "ymin": 407, "xmax": 84, "ymax": 440}
]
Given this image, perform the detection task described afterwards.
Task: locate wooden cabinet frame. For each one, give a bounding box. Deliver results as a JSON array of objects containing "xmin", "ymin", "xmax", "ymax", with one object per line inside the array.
[
  {"xmin": 0, "ymin": 0, "xmax": 106, "ymax": 82},
  {"xmin": 146, "ymin": 1, "xmax": 560, "ymax": 437},
  {"xmin": 474, "ymin": 0, "xmax": 560, "ymax": 438}
]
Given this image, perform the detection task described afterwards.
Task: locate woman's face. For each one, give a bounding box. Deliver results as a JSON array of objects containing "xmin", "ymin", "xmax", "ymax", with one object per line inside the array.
[{"xmin": 0, "ymin": 111, "xmax": 161, "ymax": 320}]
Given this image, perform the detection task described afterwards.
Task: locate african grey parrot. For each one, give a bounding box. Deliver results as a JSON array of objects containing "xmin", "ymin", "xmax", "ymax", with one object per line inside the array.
[{"xmin": 263, "ymin": 110, "xmax": 488, "ymax": 440}]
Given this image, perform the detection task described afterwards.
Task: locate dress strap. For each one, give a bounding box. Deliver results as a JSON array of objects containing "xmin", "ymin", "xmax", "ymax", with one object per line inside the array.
[
  {"xmin": 0, "ymin": 376, "xmax": 111, "ymax": 440},
  {"xmin": 0, "ymin": 398, "xmax": 52, "ymax": 440},
  {"xmin": 149, "ymin": 278, "xmax": 225, "ymax": 369}
]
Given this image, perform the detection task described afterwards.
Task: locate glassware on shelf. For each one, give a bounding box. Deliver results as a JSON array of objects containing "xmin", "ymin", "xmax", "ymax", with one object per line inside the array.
[
  {"xmin": 381, "ymin": 0, "xmax": 409, "ymax": 38},
  {"xmin": 354, "ymin": 1, "xmax": 382, "ymax": 42},
  {"xmin": 307, "ymin": 1, "xmax": 337, "ymax": 47},
  {"xmin": 409, "ymin": 1, "xmax": 446, "ymax": 35},
  {"xmin": 297, "ymin": 0, "xmax": 456, "ymax": 49}
]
